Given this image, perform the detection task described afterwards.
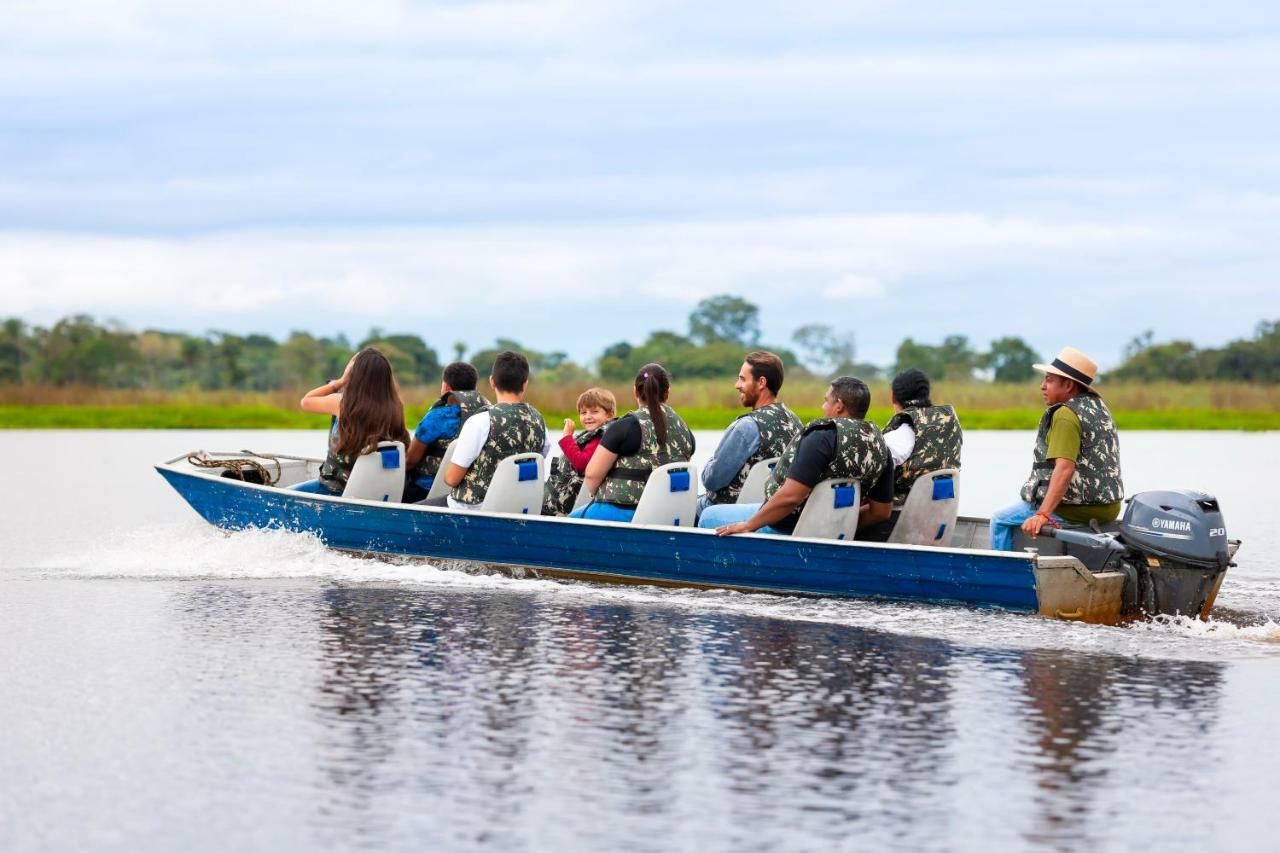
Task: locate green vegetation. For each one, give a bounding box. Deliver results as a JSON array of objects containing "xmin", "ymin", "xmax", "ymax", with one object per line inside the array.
[
  {"xmin": 3, "ymin": 297, "xmax": 1279, "ymax": 431},
  {"xmin": 4, "ymin": 403, "xmax": 1278, "ymax": 431}
]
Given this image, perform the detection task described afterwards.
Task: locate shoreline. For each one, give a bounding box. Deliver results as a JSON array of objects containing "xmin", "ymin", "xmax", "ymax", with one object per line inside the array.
[{"xmin": 3, "ymin": 404, "xmax": 1277, "ymax": 431}]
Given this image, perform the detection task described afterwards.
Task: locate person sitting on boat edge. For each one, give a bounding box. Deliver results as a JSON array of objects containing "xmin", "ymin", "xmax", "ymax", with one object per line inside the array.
[
  {"xmin": 571, "ymin": 363, "xmax": 696, "ymax": 522},
  {"xmin": 423, "ymin": 350, "xmax": 549, "ymax": 512},
  {"xmin": 700, "ymin": 376, "xmax": 893, "ymax": 537},
  {"xmin": 403, "ymin": 361, "xmax": 492, "ymax": 503},
  {"xmin": 542, "ymin": 387, "xmax": 617, "ymax": 516},
  {"xmin": 989, "ymin": 347, "xmax": 1124, "ymax": 551},
  {"xmin": 291, "ymin": 348, "xmax": 412, "ymax": 495},
  {"xmin": 697, "ymin": 350, "xmax": 802, "ymax": 514},
  {"xmin": 883, "ymin": 368, "xmax": 963, "ymax": 505}
]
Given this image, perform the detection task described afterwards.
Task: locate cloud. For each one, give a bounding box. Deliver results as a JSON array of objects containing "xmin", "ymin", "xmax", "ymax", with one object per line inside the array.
[{"xmin": 822, "ymin": 275, "xmax": 884, "ymax": 300}]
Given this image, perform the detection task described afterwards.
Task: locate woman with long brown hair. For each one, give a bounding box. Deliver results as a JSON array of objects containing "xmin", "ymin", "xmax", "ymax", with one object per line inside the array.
[
  {"xmin": 291, "ymin": 347, "xmax": 411, "ymax": 495},
  {"xmin": 571, "ymin": 362, "xmax": 696, "ymax": 522}
]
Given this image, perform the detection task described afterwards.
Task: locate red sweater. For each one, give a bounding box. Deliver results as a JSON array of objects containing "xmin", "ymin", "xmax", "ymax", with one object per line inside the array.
[{"xmin": 558, "ymin": 434, "xmax": 602, "ymax": 474}]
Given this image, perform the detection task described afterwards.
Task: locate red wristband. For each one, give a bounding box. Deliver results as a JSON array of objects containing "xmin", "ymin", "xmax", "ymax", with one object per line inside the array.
[{"xmin": 1035, "ymin": 512, "xmax": 1060, "ymax": 529}]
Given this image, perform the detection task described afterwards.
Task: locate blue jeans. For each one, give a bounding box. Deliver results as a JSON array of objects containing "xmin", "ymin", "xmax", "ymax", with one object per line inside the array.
[
  {"xmin": 696, "ymin": 502, "xmax": 786, "ymax": 535},
  {"xmin": 289, "ymin": 479, "xmax": 339, "ymax": 495},
  {"xmin": 570, "ymin": 502, "xmax": 636, "ymax": 522},
  {"xmin": 989, "ymin": 501, "xmax": 1064, "ymax": 551}
]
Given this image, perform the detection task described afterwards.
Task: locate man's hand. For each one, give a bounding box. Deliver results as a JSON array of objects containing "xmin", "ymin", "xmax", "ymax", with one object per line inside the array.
[
  {"xmin": 716, "ymin": 521, "xmax": 754, "ymax": 537},
  {"xmin": 562, "ymin": 418, "xmax": 575, "ymax": 438},
  {"xmin": 1022, "ymin": 513, "xmax": 1048, "ymax": 538}
]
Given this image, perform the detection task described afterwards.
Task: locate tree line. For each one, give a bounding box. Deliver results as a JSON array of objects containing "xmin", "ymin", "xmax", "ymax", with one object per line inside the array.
[{"xmin": 2, "ymin": 302, "xmax": 1277, "ymax": 391}]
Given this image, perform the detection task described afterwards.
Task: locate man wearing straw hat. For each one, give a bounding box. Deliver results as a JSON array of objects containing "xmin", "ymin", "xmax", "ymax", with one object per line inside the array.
[{"xmin": 989, "ymin": 346, "xmax": 1124, "ymax": 551}]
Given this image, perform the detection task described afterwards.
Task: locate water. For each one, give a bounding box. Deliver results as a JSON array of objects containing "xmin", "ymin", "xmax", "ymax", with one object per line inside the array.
[{"xmin": 3, "ymin": 430, "xmax": 1279, "ymax": 850}]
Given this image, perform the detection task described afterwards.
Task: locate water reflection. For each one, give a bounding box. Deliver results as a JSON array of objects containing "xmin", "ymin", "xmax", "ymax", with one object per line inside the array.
[
  {"xmin": 1015, "ymin": 649, "xmax": 1224, "ymax": 851},
  {"xmin": 298, "ymin": 586, "xmax": 1228, "ymax": 850}
]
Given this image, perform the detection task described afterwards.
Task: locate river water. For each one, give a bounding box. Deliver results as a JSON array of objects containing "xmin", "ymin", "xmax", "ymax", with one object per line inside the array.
[{"xmin": 2, "ymin": 430, "xmax": 1279, "ymax": 851}]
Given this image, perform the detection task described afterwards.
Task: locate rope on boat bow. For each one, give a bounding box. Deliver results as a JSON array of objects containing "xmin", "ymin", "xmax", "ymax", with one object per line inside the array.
[{"xmin": 186, "ymin": 450, "xmax": 283, "ymax": 486}]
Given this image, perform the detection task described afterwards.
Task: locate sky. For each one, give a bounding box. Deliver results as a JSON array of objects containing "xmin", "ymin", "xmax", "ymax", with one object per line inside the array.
[{"xmin": 2, "ymin": 1, "xmax": 1279, "ymax": 370}]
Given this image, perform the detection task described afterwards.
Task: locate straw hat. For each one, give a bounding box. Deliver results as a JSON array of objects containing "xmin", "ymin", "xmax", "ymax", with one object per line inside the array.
[{"xmin": 1033, "ymin": 346, "xmax": 1098, "ymax": 387}]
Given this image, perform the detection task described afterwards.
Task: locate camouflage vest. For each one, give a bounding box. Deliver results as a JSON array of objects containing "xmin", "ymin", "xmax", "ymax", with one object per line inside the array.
[
  {"xmin": 1019, "ymin": 393, "xmax": 1123, "ymax": 506},
  {"xmin": 884, "ymin": 402, "xmax": 963, "ymax": 503},
  {"xmin": 596, "ymin": 405, "xmax": 696, "ymax": 507},
  {"xmin": 705, "ymin": 401, "xmax": 803, "ymax": 505},
  {"xmin": 541, "ymin": 422, "xmax": 609, "ymax": 516},
  {"xmin": 411, "ymin": 389, "xmax": 491, "ymax": 481},
  {"xmin": 452, "ymin": 402, "xmax": 547, "ymax": 505},
  {"xmin": 764, "ymin": 417, "xmax": 889, "ymax": 527},
  {"xmin": 318, "ymin": 417, "xmax": 354, "ymax": 494}
]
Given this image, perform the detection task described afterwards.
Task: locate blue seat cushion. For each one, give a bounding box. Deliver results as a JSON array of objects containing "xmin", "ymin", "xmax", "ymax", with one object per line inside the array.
[{"xmin": 932, "ymin": 477, "xmax": 955, "ymax": 501}]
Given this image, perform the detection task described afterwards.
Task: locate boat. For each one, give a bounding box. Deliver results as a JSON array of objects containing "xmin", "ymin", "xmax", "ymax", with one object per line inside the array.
[{"xmin": 156, "ymin": 450, "xmax": 1239, "ymax": 625}]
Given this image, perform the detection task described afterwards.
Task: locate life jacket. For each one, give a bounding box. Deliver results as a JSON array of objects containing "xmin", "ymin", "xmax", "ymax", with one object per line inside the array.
[
  {"xmin": 884, "ymin": 401, "xmax": 963, "ymax": 503},
  {"xmin": 541, "ymin": 422, "xmax": 610, "ymax": 516},
  {"xmin": 1019, "ymin": 393, "xmax": 1123, "ymax": 506},
  {"xmin": 596, "ymin": 405, "xmax": 696, "ymax": 507},
  {"xmin": 452, "ymin": 402, "xmax": 547, "ymax": 505},
  {"xmin": 318, "ymin": 417, "xmax": 353, "ymax": 494},
  {"xmin": 704, "ymin": 401, "xmax": 803, "ymax": 506},
  {"xmin": 412, "ymin": 389, "xmax": 491, "ymax": 481},
  {"xmin": 764, "ymin": 417, "xmax": 889, "ymax": 528}
]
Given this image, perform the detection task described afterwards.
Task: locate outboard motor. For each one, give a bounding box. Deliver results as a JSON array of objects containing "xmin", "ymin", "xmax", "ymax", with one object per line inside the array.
[
  {"xmin": 1116, "ymin": 490, "xmax": 1230, "ymax": 618},
  {"xmin": 1044, "ymin": 489, "xmax": 1231, "ymax": 619}
]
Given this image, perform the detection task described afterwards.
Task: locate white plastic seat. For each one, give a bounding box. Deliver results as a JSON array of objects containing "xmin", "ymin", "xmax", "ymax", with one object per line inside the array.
[
  {"xmin": 571, "ymin": 479, "xmax": 593, "ymax": 512},
  {"xmin": 631, "ymin": 462, "xmax": 699, "ymax": 527},
  {"xmin": 887, "ymin": 468, "xmax": 960, "ymax": 547},
  {"xmin": 791, "ymin": 478, "xmax": 861, "ymax": 540},
  {"xmin": 423, "ymin": 440, "xmax": 459, "ymax": 502},
  {"xmin": 480, "ymin": 453, "xmax": 545, "ymax": 515},
  {"xmin": 736, "ymin": 456, "xmax": 780, "ymax": 504},
  {"xmin": 342, "ymin": 441, "xmax": 406, "ymax": 503}
]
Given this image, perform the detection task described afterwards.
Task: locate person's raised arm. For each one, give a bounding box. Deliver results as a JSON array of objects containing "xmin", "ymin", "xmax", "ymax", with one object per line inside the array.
[
  {"xmin": 715, "ymin": 478, "xmax": 811, "ymax": 536},
  {"xmin": 301, "ymin": 356, "xmax": 353, "ymax": 416}
]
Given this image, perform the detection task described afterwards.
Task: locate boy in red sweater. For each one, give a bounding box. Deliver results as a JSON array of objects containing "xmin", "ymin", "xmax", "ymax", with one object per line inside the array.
[{"xmin": 542, "ymin": 388, "xmax": 617, "ymax": 515}]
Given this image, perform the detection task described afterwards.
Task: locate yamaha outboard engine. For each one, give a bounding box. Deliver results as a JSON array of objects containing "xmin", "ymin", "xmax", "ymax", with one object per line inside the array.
[
  {"xmin": 1044, "ymin": 489, "xmax": 1231, "ymax": 619},
  {"xmin": 1117, "ymin": 490, "xmax": 1230, "ymax": 618}
]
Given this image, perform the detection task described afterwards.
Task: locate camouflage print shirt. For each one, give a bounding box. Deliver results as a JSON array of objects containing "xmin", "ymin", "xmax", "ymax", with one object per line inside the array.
[
  {"xmin": 705, "ymin": 401, "xmax": 803, "ymax": 506},
  {"xmin": 764, "ymin": 417, "xmax": 890, "ymax": 528},
  {"xmin": 541, "ymin": 423, "xmax": 609, "ymax": 516},
  {"xmin": 1019, "ymin": 392, "xmax": 1123, "ymax": 506},
  {"xmin": 411, "ymin": 389, "xmax": 491, "ymax": 482},
  {"xmin": 452, "ymin": 402, "xmax": 547, "ymax": 505},
  {"xmin": 597, "ymin": 405, "xmax": 696, "ymax": 507},
  {"xmin": 884, "ymin": 402, "xmax": 963, "ymax": 503}
]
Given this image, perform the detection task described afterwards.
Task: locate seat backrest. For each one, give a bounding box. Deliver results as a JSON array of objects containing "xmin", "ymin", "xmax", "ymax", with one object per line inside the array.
[
  {"xmin": 571, "ymin": 479, "xmax": 593, "ymax": 512},
  {"xmin": 342, "ymin": 441, "xmax": 406, "ymax": 503},
  {"xmin": 888, "ymin": 468, "xmax": 960, "ymax": 547},
  {"xmin": 736, "ymin": 456, "xmax": 780, "ymax": 504},
  {"xmin": 480, "ymin": 453, "xmax": 545, "ymax": 515},
  {"xmin": 791, "ymin": 478, "xmax": 861, "ymax": 540},
  {"xmin": 631, "ymin": 462, "xmax": 699, "ymax": 527},
  {"xmin": 423, "ymin": 440, "xmax": 459, "ymax": 502}
]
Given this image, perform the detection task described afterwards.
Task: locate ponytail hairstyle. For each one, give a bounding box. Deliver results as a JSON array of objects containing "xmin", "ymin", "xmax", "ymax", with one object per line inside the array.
[
  {"xmin": 336, "ymin": 347, "xmax": 411, "ymax": 457},
  {"xmin": 634, "ymin": 362, "xmax": 672, "ymax": 445}
]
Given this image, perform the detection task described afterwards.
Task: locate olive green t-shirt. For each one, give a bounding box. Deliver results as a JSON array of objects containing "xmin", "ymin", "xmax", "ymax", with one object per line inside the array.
[{"xmin": 1045, "ymin": 406, "xmax": 1121, "ymax": 524}]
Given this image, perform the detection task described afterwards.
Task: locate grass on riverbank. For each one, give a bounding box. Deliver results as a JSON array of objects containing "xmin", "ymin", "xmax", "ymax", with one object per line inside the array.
[
  {"xmin": 3, "ymin": 404, "xmax": 1278, "ymax": 431},
  {"xmin": 2, "ymin": 381, "xmax": 1277, "ymax": 430}
]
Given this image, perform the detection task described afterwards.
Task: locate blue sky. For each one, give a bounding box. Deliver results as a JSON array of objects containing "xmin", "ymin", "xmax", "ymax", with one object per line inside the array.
[{"xmin": 3, "ymin": 1, "xmax": 1279, "ymax": 369}]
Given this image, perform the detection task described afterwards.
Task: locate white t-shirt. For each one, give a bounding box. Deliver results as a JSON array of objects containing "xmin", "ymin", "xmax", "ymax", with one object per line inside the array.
[
  {"xmin": 884, "ymin": 422, "xmax": 916, "ymax": 467},
  {"xmin": 446, "ymin": 410, "xmax": 551, "ymax": 510}
]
